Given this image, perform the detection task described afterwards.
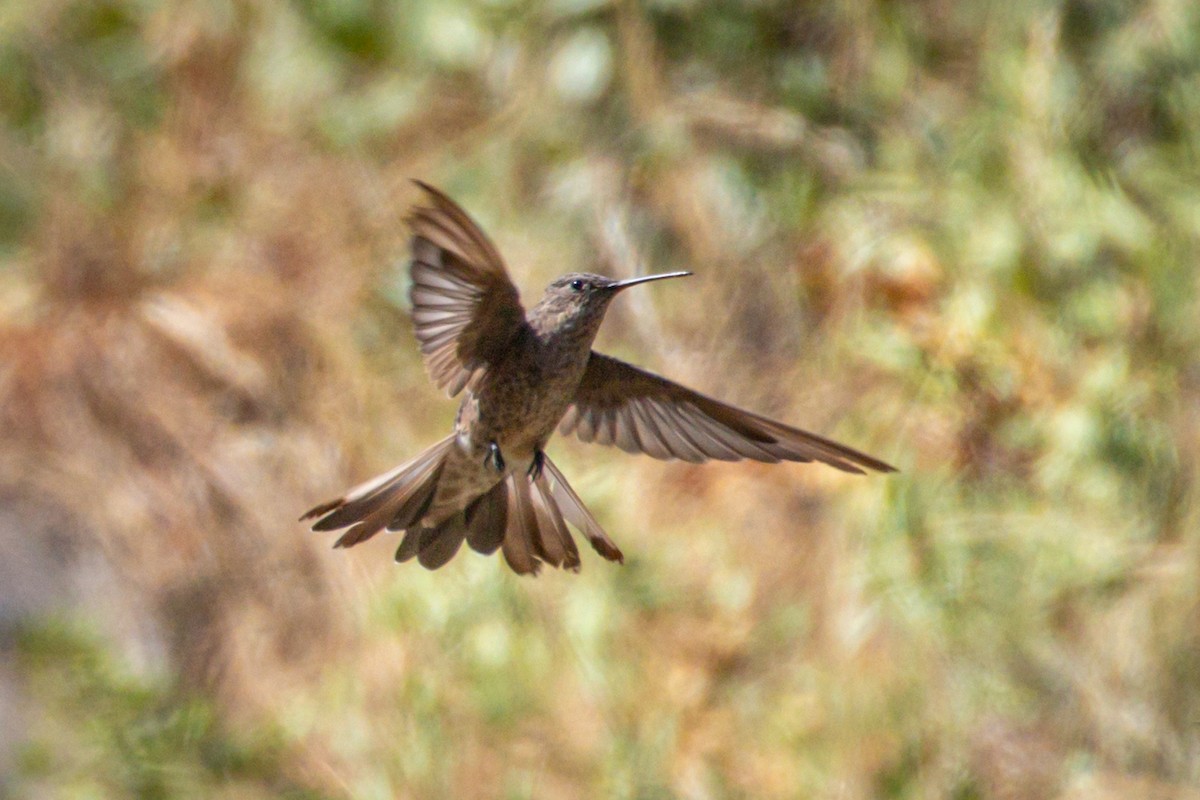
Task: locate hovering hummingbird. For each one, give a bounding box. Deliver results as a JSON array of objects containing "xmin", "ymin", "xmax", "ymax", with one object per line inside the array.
[{"xmin": 301, "ymin": 182, "xmax": 895, "ymax": 575}]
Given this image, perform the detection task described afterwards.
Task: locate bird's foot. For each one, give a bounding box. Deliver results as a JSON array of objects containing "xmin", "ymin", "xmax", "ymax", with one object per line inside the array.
[
  {"xmin": 527, "ymin": 449, "xmax": 545, "ymax": 481},
  {"xmin": 484, "ymin": 441, "xmax": 506, "ymax": 473}
]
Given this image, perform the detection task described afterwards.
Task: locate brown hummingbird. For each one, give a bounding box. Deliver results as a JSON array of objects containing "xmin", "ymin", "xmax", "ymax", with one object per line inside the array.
[{"xmin": 301, "ymin": 182, "xmax": 895, "ymax": 575}]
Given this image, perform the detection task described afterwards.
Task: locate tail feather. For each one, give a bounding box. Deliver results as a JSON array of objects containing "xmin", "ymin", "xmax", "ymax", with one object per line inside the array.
[
  {"xmin": 464, "ymin": 480, "xmax": 507, "ymax": 555},
  {"xmin": 501, "ymin": 477, "xmax": 541, "ymax": 575},
  {"xmin": 331, "ymin": 491, "xmax": 409, "ymax": 549},
  {"xmin": 383, "ymin": 462, "xmax": 444, "ymax": 532},
  {"xmin": 303, "ymin": 441, "xmax": 623, "ymax": 575},
  {"xmin": 331, "ymin": 476, "xmax": 420, "ymax": 549},
  {"xmin": 332, "ymin": 460, "xmax": 444, "ymax": 548},
  {"xmin": 416, "ymin": 515, "xmax": 467, "ymax": 569},
  {"xmin": 305, "ymin": 435, "xmax": 455, "ymax": 532},
  {"xmin": 396, "ymin": 486, "xmax": 501, "ymax": 565},
  {"xmin": 542, "ymin": 456, "xmax": 624, "ymax": 564},
  {"xmin": 531, "ymin": 474, "xmax": 581, "ymax": 571},
  {"xmin": 395, "ymin": 526, "xmax": 422, "ymax": 562}
]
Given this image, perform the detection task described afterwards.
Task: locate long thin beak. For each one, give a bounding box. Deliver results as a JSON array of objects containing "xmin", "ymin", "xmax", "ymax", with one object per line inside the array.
[{"xmin": 609, "ymin": 271, "xmax": 692, "ymax": 291}]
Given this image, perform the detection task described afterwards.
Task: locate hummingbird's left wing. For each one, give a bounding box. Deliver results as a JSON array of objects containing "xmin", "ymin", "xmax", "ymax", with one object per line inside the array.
[
  {"xmin": 559, "ymin": 353, "xmax": 896, "ymax": 474},
  {"xmin": 407, "ymin": 182, "xmax": 528, "ymax": 396}
]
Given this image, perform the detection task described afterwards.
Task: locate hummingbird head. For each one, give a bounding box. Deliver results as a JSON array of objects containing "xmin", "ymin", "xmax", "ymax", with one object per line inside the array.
[{"xmin": 530, "ymin": 271, "xmax": 691, "ymax": 339}]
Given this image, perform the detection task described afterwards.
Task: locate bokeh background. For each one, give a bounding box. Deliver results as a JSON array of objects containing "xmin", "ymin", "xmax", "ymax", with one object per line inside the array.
[{"xmin": 2, "ymin": 1, "xmax": 1199, "ymax": 798}]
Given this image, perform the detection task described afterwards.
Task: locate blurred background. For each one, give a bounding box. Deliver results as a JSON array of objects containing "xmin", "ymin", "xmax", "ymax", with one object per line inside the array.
[{"xmin": 2, "ymin": 0, "xmax": 1199, "ymax": 798}]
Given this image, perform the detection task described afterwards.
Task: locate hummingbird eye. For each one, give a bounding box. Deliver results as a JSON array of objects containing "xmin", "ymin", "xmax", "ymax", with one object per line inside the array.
[{"xmin": 569, "ymin": 279, "xmax": 585, "ymax": 292}]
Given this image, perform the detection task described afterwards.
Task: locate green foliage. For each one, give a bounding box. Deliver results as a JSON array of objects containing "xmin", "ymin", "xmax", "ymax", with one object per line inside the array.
[{"xmin": 10, "ymin": 619, "xmax": 326, "ymax": 800}]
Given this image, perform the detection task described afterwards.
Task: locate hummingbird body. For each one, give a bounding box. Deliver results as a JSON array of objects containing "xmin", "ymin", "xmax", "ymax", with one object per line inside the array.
[
  {"xmin": 428, "ymin": 331, "xmax": 583, "ymax": 524},
  {"xmin": 458, "ymin": 321, "xmax": 589, "ymax": 460},
  {"xmin": 302, "ymin": 183, "xmax": 896, "ymax": 575},
  {"xmin": 418, "ymin": 273, "xmax": 656, "ymax": 550}
]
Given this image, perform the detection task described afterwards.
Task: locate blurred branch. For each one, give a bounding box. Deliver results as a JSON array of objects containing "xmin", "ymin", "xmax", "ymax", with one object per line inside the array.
[{"xmin": 675, "ymin": 89, "xmax": 865, "ymax": 180}]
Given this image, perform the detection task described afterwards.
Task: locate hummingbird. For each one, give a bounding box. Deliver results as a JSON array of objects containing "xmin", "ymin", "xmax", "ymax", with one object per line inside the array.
[{"xmin": 301, "ymin": 182, "xmax": 895, "ymax": 575}]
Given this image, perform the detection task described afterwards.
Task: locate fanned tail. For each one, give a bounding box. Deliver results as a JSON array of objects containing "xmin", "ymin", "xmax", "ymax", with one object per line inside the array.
[
  {"xmin": 495, "ymin": 457, "xmax": 623, "ymax": 575},
  {"xmin": 300, "ymin": 435, "xmax": 456, "ymax": 548},
  {"xmin": 303, "ymin": 446, "xmax": 621, "ymax": 576}
]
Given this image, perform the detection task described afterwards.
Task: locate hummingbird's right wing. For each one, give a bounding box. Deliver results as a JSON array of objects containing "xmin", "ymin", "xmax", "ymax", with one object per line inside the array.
[
  {"xmin": 560, "ymin": 353, "xmax": 896, "ymax": 474},
  {"xmin": 407, "ymin": 182, "xmax": 527, "ymax": 396}
]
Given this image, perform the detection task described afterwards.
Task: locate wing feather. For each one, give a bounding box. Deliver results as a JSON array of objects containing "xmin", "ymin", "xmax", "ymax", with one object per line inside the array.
[
  {"xmin": 559, "ymin": 353, "xmax": 896, "ymax": 474},
  {"xmin": 406, "ymin": 182, "xmax": 528, "ymax": 396}
]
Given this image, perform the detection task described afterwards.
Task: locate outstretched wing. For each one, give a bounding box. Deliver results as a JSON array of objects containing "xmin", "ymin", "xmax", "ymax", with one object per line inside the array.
[
  {"xmin": 559, "ymin": 353, "xmax": 896, "ymax": 474},
  {"xmin": 407, "ymin": 181, "xmax": 528, "ymax": 396}
]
